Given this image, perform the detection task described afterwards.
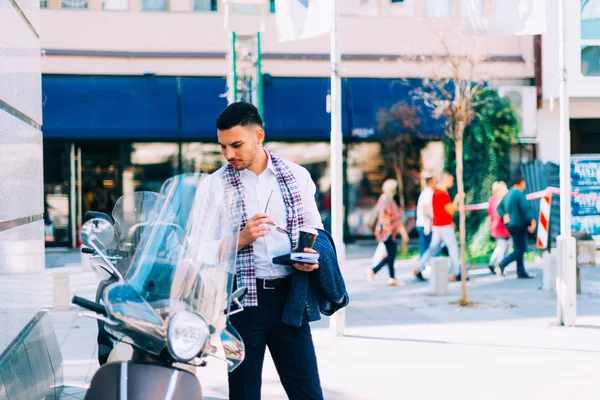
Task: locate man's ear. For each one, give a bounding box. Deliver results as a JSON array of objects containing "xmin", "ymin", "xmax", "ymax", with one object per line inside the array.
[{"xmin": 255, "ymin": 127, "xmax": 265, "ymax": 145}]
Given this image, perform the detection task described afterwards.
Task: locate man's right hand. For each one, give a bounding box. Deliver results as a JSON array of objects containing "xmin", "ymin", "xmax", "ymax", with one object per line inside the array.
[
  {"xmin": 528, "ymin": 220, "xmax": 537, "ymax": 233},
  {"xmin": 238, "ymin": 213, "xmax": 274, "ymax": 251},
  {"xmin": 503, "ymin": 214, "xmax": 511, "ymax": 225}
]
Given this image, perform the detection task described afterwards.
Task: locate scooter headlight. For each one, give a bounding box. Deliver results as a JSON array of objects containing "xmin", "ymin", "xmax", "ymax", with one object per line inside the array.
[{"xmin": 167, "ymin": 311, "xmax": 210, "ymax": 362}]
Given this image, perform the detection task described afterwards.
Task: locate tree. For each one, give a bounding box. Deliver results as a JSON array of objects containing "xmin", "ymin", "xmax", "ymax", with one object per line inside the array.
[
  {"xmin": 444, "ymin": 88, "xmax": 519, "ymax": 262},
  {"xmin": 412, "ymin": 42, "xmax": 487, "ymax": 306},
  {"xmin": 377, "ymin": 102, "xmax": 427, "ymax": 209}
]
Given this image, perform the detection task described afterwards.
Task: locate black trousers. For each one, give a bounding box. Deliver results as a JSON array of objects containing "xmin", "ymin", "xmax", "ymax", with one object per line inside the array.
[
  {"xmin": 228, "ymin": 279, "xmax": 324, "ymax": 400},
  {"xmin": 372, "ymin": 236, "xmax": 398, "ymax": 278},
  {"xmin": 501, "ymin": 225, "xmax": 529, "ymax": 277}
]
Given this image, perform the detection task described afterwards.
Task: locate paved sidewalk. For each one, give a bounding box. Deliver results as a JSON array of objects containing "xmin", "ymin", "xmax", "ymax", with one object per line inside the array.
[{"xmin": 49, "ymin": 248, "xmax": 600, "ymax": 400}]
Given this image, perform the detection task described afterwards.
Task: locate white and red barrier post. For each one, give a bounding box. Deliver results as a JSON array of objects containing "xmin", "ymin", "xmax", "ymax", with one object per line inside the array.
[{"xmin": 537, "ymin": 194, "xmax": 552, "ymax": 250}]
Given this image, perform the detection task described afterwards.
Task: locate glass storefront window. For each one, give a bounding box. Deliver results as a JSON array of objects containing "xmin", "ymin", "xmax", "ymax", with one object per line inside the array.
[
  {"xmin": 61, "ymin": 0, "xmax": 87, "ymax": 8},
  {"xmin": 125, "ymin": 143, "xmax": 180, "ymax": 192},
  {"xmin": 195, "ymin": 0, "xmax": 217, "ymax": 11},
  {"xmin": 45, "ymin": 139, "xmax": 396, "ymax": 248},
  {"xmin": 103, "ymin": 0, "xmax": 129, "ymax": 10},
  {"xmin": 581, "ymin": 46, "xmax": 600, "ymax": 76},
  {"xmin": 231, "ymin": 3, "xmax": 258, "ymax": 13},
  {"xmin": 582, "ymin": 45, "xmax": 600, "ymax": 76},
  {"xmin": 181, "ymin": 143, "xmax": 225, "ymax": 173},
  {"xmin": 44, "ymin": 142, "xmax": 72, "ymax": 246},
  {"xmin": 346, "ymin": 143, "xmax": 385, "ymax": 238},
  {"xmin": 581, "ymin": 0, "xmax": 600, "ymax": 75},
  {"xmin": 582, "ymin": 0, "xmax": 600, "ymax": 40},
  {"xmin": 142, "ymin": 0, "xmax": 166, "ymax": 11}
]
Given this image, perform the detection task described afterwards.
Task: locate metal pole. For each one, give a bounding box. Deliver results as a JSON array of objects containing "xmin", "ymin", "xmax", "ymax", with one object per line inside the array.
[
  {"xmin": 230, "ymin": 32, "xmax": 238, "ymax": 104},
  {"xmin": 70, "ymin": 143, "xmax": 77, "ymax": 248},
  {"xmin": 556, "ymin": 0, "xmax": 576, "ymax": 327},
  {"xmin": 256, "ymin": 32, "xmax": 264, "ymax": 118},
  {"xmin": 329, "ymin": 0, "xmax": 345, "ymax": 336}
]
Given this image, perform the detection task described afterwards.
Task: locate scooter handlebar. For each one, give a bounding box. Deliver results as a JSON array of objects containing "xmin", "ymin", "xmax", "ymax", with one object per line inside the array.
[
  {"xmin": 81, "ymin": 247, "xmax": 95, "ymax": 254},
  {"xmin": 72, "ymin": 295, "xmax": 106, "ymax": 316}
]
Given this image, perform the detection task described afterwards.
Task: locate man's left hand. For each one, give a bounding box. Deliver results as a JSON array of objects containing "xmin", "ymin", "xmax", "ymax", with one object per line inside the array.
[{"xmin": 293, "ymin": 248, "xmax": 319, "ymax": 272}]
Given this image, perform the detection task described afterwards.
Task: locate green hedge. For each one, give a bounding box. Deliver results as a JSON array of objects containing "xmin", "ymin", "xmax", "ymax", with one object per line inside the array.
[{"xmin": 444, "ymin": 88, "xmax": 519, "ymax": 263}]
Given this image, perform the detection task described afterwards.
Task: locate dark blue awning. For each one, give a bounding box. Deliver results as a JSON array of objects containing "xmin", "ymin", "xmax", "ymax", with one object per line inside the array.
[
  {"xmin": 41, "ymin": 75, "xmax": 445, "ymax": 141},
  {"xmin": 346, "ymin": 78, "xmax": 445, "ymax": 139},
  {"xmin": 262, "ymin": 76, "xmax": 349, "ymax": 141},
  {"xmin": 42, "ymin": 75, "xmax": 180, "ymax": 140},
  {"xmin": 180, "ymin": 77, "xmax": 228, "ymax": 140}
]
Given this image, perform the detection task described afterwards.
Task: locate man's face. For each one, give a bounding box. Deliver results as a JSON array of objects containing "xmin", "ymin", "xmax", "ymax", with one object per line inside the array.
[
  {"xmin": 428, "ymin": 178, "xmax": 437, "ymax": 188},
  {"xmin": 218, "ymin": 124, "xmax": 263, "ymax": 171},
  {"xmin": 444, "ymin": 175, "xmax": 454, "ymax": 189}
]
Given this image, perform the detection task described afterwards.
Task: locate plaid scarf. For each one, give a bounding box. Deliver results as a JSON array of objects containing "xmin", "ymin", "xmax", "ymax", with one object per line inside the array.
[{"xmin": 222, "ymin": 148, "xmax": 306, "ymax": 307}]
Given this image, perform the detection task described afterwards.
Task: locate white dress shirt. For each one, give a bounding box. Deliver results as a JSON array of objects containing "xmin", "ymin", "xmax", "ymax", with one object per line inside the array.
[
  {"xmin": 239, "ymin": 152, "xmax": 323, "ymax": 279},
  {"xmin": 416, "ymin": 187, "xmax": 434, "ymax": 228}
]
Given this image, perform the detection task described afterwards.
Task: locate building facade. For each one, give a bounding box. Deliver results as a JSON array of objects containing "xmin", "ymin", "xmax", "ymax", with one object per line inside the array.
[
  {"xmin": 39, "ymin": 0, "xmax": 537, "ymax": 247},
  {"xmin": 539, "ymin": 0, "xmax": 600, "ymax": 163},
  {"xmin": 1, "ymin": 0, "xmax": 45, "ymax": 351}
]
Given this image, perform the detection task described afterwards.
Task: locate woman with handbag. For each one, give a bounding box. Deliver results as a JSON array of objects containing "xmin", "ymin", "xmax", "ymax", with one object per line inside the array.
[{"xmin": 366, "ymin": 179, "xmax": 409, "ymax": 286}]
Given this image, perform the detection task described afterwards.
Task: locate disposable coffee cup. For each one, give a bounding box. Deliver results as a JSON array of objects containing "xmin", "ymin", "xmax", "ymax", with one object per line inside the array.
[{"xmin": 298, "ymin": 227, "xmax": 318, "ymax": 250}]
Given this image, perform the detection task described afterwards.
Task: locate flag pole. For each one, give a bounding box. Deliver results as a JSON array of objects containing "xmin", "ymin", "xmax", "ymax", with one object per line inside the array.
[
  {"xmin": 556, "ymin": 0, "xmax": 576, "ymax": 327},
  {"xmin": 329, "ymin": 0, "xmax": 346, "ymax": 337}
]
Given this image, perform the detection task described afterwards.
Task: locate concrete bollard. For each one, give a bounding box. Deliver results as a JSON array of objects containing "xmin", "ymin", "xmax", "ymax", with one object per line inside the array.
[
  {"xmin": 543, "ymin": 252, "xmax": 557, "ymax": 292},
  {"xmin": 52, "ymin": 271, "xmax": 70, "ymax": 312},
  {"xmin": 429, "ymin": 257, "xmax": 449, "ymax": 296}
]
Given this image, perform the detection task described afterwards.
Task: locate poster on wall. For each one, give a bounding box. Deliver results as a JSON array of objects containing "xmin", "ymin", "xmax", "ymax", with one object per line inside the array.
[
  {"xmin": 571, "ymin": 157, "xmax": 600, "ymax": 187},
  {"xmin": 571, "ymin": 155, "xmax": 600, "ymax": 245},
  {"xmin": 571, "ymin": 188, "xmax": 600, "ymax": 217}
]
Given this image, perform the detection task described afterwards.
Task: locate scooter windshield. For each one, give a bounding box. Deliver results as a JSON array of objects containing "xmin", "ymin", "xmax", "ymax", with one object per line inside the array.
[
  {"xmin": 103, "ymin": 173, "xmax": 242, "ymax": 356},
  {"xmin": 111, "ymin": 191, "xmax": 165, "ymax": 255}
]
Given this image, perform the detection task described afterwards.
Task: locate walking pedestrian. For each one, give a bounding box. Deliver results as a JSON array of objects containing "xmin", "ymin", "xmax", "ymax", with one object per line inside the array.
[
  {"xmin": 366, "ymin": 179, "xmax": 409, "ymax": 286},
  {"xmin": 416, "ymin": 175, "xmax": 437, "ymax": 257},
  {"xmin": 493, "ymin": 175, "xmax": 536, "ymax": 278},
  {"xmin": 487, "ymin": 181, "xmax": 512, "ymax": 274},
  {"xmin": 413, "ymin": 172, "xmax": 464, "ymax": 282}
]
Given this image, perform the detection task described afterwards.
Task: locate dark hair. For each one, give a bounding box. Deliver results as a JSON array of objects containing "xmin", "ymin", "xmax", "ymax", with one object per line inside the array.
[
  {"xmin": 425, "ymin": 176, "xmax": 435, "ymax": 185},
  {"xmin": 512, "ymin": 175, "xmax": 525, "ymax": 186},
  {"xmin": 216, "ymin": 102, "xmax": 263, "ymax": 130}
]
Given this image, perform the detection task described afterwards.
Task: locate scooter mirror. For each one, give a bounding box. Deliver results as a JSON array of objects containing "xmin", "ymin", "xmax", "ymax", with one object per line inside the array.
[
  {"xmin": 220, "ymin": 323, "xmax": 245, "ymax": 372},
  {"xmin": 81, "ymin": 218, "xmax": 116, "ymax": 250},
  {"xmin": 85, "ymin": 211, "xmax": 112, "ymax": 223}
]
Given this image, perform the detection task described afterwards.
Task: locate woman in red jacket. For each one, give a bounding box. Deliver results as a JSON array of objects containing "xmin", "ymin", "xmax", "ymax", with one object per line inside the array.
[{"xmin": 487, "ymin": 181, "xmax": 511, "ymax": 274}]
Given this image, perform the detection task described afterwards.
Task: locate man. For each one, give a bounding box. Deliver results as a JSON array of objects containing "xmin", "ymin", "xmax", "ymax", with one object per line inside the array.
[
  {"xmin": 415, "ymin": 175, "xmax": 437, "ymax": 257},
  {"xmin": 215, "ymin": 102, "xmax": 325, "ymax": 400},
  {"xmin": 493, "ymin": 175, "xmax": 536, "ymax": 279},
  {"xmin": 413, "ymin": 172, "xmax": 464, "ymax": 281}
]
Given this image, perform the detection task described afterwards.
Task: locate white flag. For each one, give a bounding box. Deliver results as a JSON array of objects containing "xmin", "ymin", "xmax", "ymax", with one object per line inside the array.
[
  {"xmin": 275, "ymin": 0, "xmax": 334, "ymax": 42},
  {"xmin": 462, "ymin": 0, "xmax": 547, "ymax": 36}
]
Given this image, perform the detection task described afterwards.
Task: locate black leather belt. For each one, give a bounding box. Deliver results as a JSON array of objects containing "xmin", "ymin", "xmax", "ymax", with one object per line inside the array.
[{"xmin": 256, "ymin": 276, "xmax": 291, "ymax": 290}]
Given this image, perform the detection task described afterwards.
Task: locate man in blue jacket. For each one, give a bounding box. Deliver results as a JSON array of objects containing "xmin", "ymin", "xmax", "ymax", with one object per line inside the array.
[
  {"xmin": 494, "ymin": 175, "xmax": 537, "ymax": 278},
  {"xmin": 215, "ymin": 102, "xmax": 347, "ymax": 400}
]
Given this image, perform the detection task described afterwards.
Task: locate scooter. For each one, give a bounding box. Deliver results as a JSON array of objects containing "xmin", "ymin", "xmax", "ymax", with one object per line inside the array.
[
  {"xmin": 81, "ymin": 191, "xmax": 167, "ymax": 364},
  {"xmin": 73, "ymin": 173, "xmax": 246, "ymax": 399}
]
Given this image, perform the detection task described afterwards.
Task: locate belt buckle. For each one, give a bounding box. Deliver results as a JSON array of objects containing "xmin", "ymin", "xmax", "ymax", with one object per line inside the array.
[{"xmin": 262, "ymin": 278, "xmax": 276, "ymax": 290}]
